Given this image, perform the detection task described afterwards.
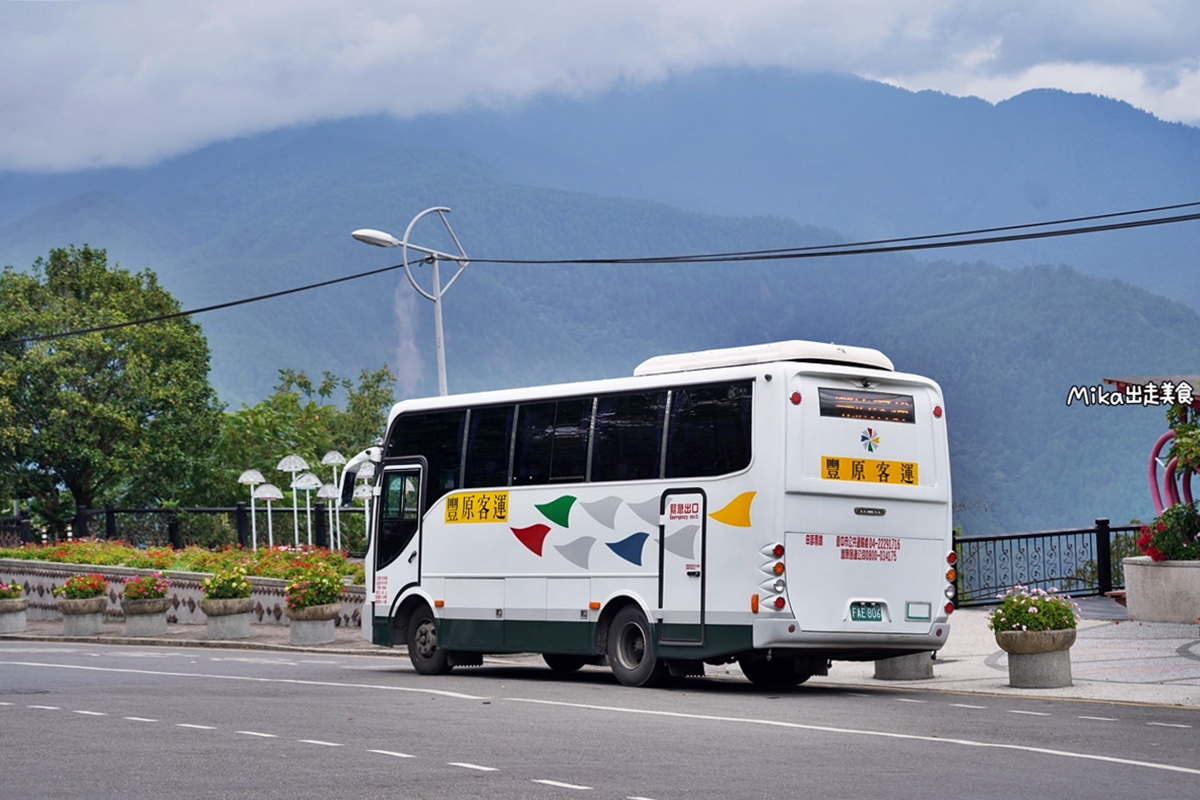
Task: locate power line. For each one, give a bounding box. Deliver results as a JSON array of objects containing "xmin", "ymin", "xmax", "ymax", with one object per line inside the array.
[
  {"xmin": 470, "ymin": 200, "xmax": 1200, "ymax": 264},
  {"xmin": 3, "ymin": 200, "xmax": 1200, "ymax": 347}
]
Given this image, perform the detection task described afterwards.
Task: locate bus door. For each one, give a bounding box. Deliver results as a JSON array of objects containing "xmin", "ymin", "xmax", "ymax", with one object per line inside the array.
[
  {"xmin": 657, "ymin": 489, "xmax": 707, "ymax": 646},
  {"xmin": 373, "ymin": 461, "xmax": 425, "ymax": 620}
]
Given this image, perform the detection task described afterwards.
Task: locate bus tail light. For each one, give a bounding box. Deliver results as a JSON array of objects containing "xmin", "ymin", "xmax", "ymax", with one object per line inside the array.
[
  {"xmin": 945, "ymin": 568, "xmax": 956, "ymax": 582},
  {"xmin": 772, "ymin": 596, "xmax": 786, "ymax": 610},
  {"xmin": 760, "ymin": 577, "xmax": 786, "ymax": 593},
  {"xmin": 946, "ymin": 551, "xmax": 957, "ymax": 565},
  {"xmin": 760, "ymin": 543, "xmax": 785, "ymax": 557},
  {"xmin": 944, "ymin": 601, "xmax": 955, "ymax": 615},
  {"xmin": 790, "ymin": 391, "xmax": 802, "ymax": 405},
  {"xmin": 751, "ymin": 594, "xmax": 759, "ymax": 613}
]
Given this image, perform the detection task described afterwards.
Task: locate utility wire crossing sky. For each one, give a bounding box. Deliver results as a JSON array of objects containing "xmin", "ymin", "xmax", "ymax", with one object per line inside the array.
[{"xmin": 5, "ymin": 200, "xmax": 1199, "ymax": 348}]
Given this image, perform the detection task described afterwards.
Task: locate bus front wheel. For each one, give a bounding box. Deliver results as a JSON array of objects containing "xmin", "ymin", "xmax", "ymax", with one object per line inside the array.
[
  {"xmin": 608, "ymin": 606, "xmax": 669, "ymax": 687},
  {"xmin": 407, "ymin": 605, "xmax": 453, "ymax": 675}
]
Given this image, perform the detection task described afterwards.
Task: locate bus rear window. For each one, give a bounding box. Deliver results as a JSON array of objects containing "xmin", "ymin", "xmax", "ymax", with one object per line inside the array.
[{"xmin": 818, "ymin": 388, "xmax": 915, "ymax": 424}]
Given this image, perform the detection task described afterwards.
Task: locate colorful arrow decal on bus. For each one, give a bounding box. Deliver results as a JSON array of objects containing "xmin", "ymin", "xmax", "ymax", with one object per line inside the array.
[
  {"xmin": 580, "ymin": 496, "xmax": 622, "ymax": 529},
  {"xmin": 663, "ymin": 524, "xmax": 699, "ymax": 559},
  {"xmin": 554, "ymin": 536, "xmax": 596, "ymax": 569},
  {"xmin": 535, "ymin": 495, "xmax": 576, "ymax": 528},
  {"xmin": 628, "ymin": 497, "xmax": 660, "ymax": 526},
  {"xmin": 606, "ymin": 531, "xmax": 650, "ymax": 566},
  {"xmin": 512, "ymin": 524, "xmax": 551, "ymax": 556},
  {"xmin": 709, "ymin": 491, "xmax": 755, "ymax": 527}
]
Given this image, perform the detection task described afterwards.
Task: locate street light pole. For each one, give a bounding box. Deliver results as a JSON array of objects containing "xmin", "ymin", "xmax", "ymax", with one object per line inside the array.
[{"xmin": 351, "ymin": 207, "xmax": 469, "ymax": 396}]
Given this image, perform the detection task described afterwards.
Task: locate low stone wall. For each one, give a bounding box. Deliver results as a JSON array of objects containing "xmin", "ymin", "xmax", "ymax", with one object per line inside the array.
[
  {"xmin": 1123, "ymin": 556, "xmax": 1200, "ymax": 624},
  {"xmin": 0, "ymin": 558, "xmax": 363, "ymax": 628}
]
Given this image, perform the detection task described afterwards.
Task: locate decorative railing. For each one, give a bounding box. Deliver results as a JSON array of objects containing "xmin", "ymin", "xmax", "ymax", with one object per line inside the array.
[{"xmin": 954, "ymin": 518, "xmax": 1142, "ymax": 607}]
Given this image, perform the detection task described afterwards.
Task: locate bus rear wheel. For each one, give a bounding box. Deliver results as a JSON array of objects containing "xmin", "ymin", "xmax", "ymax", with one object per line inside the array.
[
  {"xmin": 543, "ymin": 653, "xmax": 587, "ymax": 673},
  {"xmin": 407, "ymin": 605, "xmax": 452, "ymax": 675},
  {"xmin": 738, "ymin": 655, "xmax": 811, "ymax": 689},
  {"xmin": 608, "ymin": 606, "xmax": 669, "ymax": 687}
]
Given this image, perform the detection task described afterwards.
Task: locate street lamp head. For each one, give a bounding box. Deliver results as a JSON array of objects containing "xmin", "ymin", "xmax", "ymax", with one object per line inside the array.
[
  {"xmin": 321, "ymin": 451, "xmax": 346, "ymax": 466},
  {"xmin": 238, "ymin": 469, "xmax": 265, "ymax": 485},
  {"xmin": 351, "ymin": 228, "xmax": 401, "ymax": 248}
]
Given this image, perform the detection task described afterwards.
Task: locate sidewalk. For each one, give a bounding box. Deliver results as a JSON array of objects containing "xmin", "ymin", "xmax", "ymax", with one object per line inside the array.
[
  {"xmin": 802, "ymin": 597, "xmax": 1200, "ymax": 707},
  {"xmin": 4, "ymin": 598, "xmax": 1199, "ymax": 707}
]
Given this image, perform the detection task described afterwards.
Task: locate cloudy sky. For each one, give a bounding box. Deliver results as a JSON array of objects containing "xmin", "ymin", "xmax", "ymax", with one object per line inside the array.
[{"xmin": 3, "ymin": 0, "xmax": 1200, "ymax": 172}]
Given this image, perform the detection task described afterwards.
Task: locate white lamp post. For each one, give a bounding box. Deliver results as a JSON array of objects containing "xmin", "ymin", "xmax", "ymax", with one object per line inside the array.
[
  {"xmin": 354, "ymin": 483, "xmax": 373, "ymax": 548},
  {"xmin": 276, "ymin": 455, "xmax": 309, "ymax": 546},
  {"xmin": 317, "ymin": 483, "xmax": 339, "ymax": 549},
  {"xmin": 254, "ymin": 483, "xmax": 283, "ymax": 548},
  {"xmin": 321, "ymin": 450, "xmax": 346, "ymax": 547},
  {"xmin": 237, "ymin": 469, "xmax": 265, "ymax": 550},
  {"xmin": 352, "ymin": 207, "xmax": 469, "ymax": 396},
  {"xmin": 292, "ymin": 471, "xmax": 322, "ymax": 546}
]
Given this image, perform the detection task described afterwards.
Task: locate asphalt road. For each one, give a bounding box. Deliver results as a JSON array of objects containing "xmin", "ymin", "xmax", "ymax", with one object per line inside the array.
[{"xmin": 2, "ymin": 642, "xmax": 1199, "ymax": 800}]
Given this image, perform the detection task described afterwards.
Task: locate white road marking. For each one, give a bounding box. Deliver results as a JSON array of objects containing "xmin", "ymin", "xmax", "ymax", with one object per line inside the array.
[
  {"xmin": 123, "ymin": 716, "xmax": 157, "ymax": 722},
  {"xmin": 0, "ymin": 702, "xmax": 12, "ymax": 706},
  {"xmin": 449, "ymin": 762, "xmax": 498, "ymax": 772},
  {"xmin": 1147, "ymin": 722, "xmax": 1192, "ymax": 729},
  {"xmin": 0, "ymin": 660, "xmax": 486, "ymax": 701},
  {"xmin": 533, "ymin": 779, "xmax": 592, "ymax": 790},
  {"xmin": 27, "ymin": 705, "xmax": 59, "ymax": 710},
  {"xmin": 950, "ymin": 703, "xmax": 987, "ymax": 709},
  {"xmin": 895, "ymin": 698, "xmax": 925, "ymax": 703},
  {"xmin": 73, "ymin": 710, "xmax": 106, "ymax": 716},
  {"xmin": 627, "ymin": 796, "xmax": 658, "ymax": 800},
  {"xmin": 507, "ymin": 697, "xmax": 1200, "ymax": 776},
  {"xmin": 1007, "ymin": 710, "xmax": 1051, "ymax": 717},
  {"xmin": 300, "ymin": 739, "xmax": 344, "ymax": 746},
  {"xmin": 236, "ymin": 731, "xmax": 277, "ymax": 738},
  {"xmin": 1078, "ymin": 716, "xmax": 1118, "ymax": 722},
  {"xmin": 368, "ymin": 749, "xmax": 416, "ymax": 758},
  {"xmin": 177, "ymin": 723, "xmax": 216, "ymax": 730}
]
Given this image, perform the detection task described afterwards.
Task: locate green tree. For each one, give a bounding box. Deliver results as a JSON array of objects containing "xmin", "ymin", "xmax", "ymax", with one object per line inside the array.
[
  {"xmin": 210, "ymin": 365, "xmax": 395, "ymax": 506},
  {"xmin": 0, "ymin": 246, "xmax": 222, "ymax": 533}
]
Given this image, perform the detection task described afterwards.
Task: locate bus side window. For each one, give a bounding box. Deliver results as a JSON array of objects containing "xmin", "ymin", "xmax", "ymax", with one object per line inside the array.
[
  {"xmin": 514, "ymin": 402, "xmax": 555, "ymax": 484},
  {"xmin": 665, "ymin": 381, "xmax": 753, "ymax": 478},
  {"xmin": 377, "ymin": 471, "xmax": 420, "ymax": 569},
  {"xmin": 514, "ymin": 399, "xmax": 591, "ymax": 484},
  {"xmin": 387, "ymin": 410, "xmax": 465, "ymax": 506},
  {"xmin": 550, "ymin": 398, "xmax": 591, "ymax": 482},
  {"xmin": 592, "ymin": 391, "xmax": 666, "ymax": 481},
  {"xmin": 464, "ymin": 405, "xmax": 514, "ymax": 489}
]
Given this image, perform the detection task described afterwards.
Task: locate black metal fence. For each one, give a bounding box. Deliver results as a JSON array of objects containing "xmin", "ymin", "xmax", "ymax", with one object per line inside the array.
[
  {"xmin": 0, "ymin": 511, "xmax": 33, "ymax": 547},
  {"xmin": 954, "ymin": 518, "xmax": 1142, "ymax": 607}
]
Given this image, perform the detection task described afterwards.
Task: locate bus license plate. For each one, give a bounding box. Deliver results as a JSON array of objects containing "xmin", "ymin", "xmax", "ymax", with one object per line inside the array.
[{"xmin": 850, "ymin": 602, "xmax": 883, "ymax": 622}]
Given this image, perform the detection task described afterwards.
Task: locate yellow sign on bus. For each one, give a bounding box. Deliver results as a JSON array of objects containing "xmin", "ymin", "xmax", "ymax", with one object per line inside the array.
[
  {"xmin": 444, "ymin": 491, "xmax": 509, "ymax": 523},
  {"xmin": 821, "ymin": 456, "xmax": 919, "ymax": 486}
]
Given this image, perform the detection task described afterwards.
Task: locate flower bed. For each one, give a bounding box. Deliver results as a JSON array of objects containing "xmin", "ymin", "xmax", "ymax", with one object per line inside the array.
[
  {"xmin": 0, "ymin": 558, "xmax": 364, "ymax": 627},
  {"xmin": 0, "ymin": 540, "xmax": 364, "ymax": 585}
]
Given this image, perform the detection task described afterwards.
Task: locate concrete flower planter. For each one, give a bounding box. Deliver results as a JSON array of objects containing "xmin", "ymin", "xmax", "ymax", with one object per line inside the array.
[
  {"xmin": 1123, "ymin": 556, "xmax": 1200, "ymax": 623},
  {"xmin": 286, "ymin": 602, "xmax": 340, "ymax": 646},
  {"xmin": 199, "ymin": 597, "xmax": 255, "ymax": 640},
  {"xmin": 0, "ymin": 597, "xmax": 29, "ymax": 633},
  {"xmin": 122, "ymin": 597, "xmax": 172, "ymax": 637},
  {"xmin": 58, "ymin": 595, "xmax": 108, "ymax": 636},
  {"xmin": 995, "ymin": 628, "xmax": 1076, "ymax": 688}
]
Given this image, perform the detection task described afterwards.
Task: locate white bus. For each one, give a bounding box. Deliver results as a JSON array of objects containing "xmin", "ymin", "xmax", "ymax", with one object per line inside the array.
[{"xmin": 356, "ymin": 340, "xmax": 954, "ymax": 687}]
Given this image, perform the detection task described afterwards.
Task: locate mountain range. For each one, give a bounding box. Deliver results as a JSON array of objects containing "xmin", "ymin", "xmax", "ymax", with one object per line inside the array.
[{"xmin": 2, "ymin": 68, "xmax": 1198, "ymax": 534}]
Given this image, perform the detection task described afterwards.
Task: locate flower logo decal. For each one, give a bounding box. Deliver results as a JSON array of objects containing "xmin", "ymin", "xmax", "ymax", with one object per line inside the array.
[{"xmin": 860, "ymin": 428, "xmax": 880, "ymax": 453}]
